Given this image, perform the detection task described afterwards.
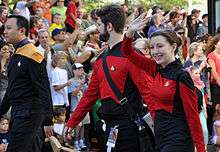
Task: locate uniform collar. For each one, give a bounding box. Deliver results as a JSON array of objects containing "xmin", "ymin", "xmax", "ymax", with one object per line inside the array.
[
  {"xmin": 158, "ymin": 59, "xmax": 182, "ymax": 74},
  {"xmin": 14, "ymin": 38, "xmax": 30, "ymax": 50}
]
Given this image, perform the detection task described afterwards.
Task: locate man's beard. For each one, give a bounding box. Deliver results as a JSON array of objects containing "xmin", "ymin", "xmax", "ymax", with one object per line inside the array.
[{"xmin": 99, "ymin": 28, "xmax": 110, "ymax": 42}]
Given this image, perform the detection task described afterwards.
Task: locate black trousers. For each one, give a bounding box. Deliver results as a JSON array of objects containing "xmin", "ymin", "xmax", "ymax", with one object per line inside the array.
[
  {"xmin": 7, "ymin": 108, "xmax": 44, "ymax": 152},
  {"xmin": 102, "ymin": 119, "xmax": 140, "ymax": 152}
]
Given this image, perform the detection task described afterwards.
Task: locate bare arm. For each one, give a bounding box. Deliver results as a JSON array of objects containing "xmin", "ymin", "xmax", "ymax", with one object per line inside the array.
[{"xmin": 208, "ymin": 59, "xmax": 220, "ymax": 85}]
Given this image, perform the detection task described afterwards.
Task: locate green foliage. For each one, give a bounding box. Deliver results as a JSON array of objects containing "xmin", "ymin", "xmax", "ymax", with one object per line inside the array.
[{"xmin": 136, "ymin": 0, "xmax": 188, "ymax": 10}]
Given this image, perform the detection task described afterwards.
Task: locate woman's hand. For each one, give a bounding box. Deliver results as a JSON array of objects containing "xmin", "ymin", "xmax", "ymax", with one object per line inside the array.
[{"xmin": 126, "ymin": 13, "xmax": 149, "ymax": 38}]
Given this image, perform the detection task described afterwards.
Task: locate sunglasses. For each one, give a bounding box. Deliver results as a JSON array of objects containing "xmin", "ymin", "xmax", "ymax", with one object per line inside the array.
[{"xmin": 177, "ymin": 32, "xmax": 185, "ymax": 35}]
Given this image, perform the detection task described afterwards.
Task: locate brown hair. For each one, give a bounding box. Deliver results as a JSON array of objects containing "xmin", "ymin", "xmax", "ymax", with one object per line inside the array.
[
  {"xmin": 150, "ymin": 29, "xmax": 182, "ymax": 54},
  {"xmin": 205, "ymin": 34, "xmax": 220, "ymax": 55}
]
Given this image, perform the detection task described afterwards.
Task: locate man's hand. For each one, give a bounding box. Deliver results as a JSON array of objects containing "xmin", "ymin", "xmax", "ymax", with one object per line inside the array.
[
  {"xmin": 64, "ymin": 126, "xmax": 73, "ymax": 141},
  {"xmin": 44, "ymin": 126, "xmax": 54, "ymax": 138},
  {"xmin": 126, "ymin": 13, "xmax": 149, "ymax": 38}
]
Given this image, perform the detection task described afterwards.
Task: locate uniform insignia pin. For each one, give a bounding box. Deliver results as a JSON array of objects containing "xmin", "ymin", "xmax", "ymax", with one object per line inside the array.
[
  {"xmin": 110, "ymin": 66, "xmax": 115, "ymax": 71},
  {"xmin": 164, "ymin": 81, "xmax": 170, "ymax": 86},
  {"xmin": 18, "ymin": 61, "xmax": 21, "ymax": 67}
]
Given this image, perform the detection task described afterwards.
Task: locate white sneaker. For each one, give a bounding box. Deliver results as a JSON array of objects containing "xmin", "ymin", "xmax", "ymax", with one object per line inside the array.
[
  {"xmin": 74, "ymin": 141, "xmax": 81, "ymax": 151},
  {"xmin": 79, "ymin": 139, "xmax": 87, "ymax": 149}
]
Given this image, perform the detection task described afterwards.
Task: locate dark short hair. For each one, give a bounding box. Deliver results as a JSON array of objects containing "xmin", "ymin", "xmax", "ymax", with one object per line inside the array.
[
  {"xmin": 169, "ymin": 11, "xmax": 179, "ymax": 20},
  {"xmin": 53, "ymin": 107, "xmax": 66, "ymax": 117},
  {"xmin": 96, "ymin": 4, "xmax": 125, "ymax": 34},
  {"xmin": 7, "ymin": 15, "xmax": 29, "ymax": 36},
  {"xmin": 202, "ymin": 14, "xmax": 208, "ymax": 19}
]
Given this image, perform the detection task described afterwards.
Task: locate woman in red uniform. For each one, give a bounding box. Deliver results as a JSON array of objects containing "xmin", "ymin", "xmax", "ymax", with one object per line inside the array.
[{"xmin": 121, "ymin": 15, "xmax": 206, "ymax": 152}]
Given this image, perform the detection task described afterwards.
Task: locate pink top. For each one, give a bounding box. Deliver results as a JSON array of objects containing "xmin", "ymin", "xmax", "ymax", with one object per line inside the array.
[{"xmin": 208, "ymin": 52, "xmax": 220, "ymax": 84}]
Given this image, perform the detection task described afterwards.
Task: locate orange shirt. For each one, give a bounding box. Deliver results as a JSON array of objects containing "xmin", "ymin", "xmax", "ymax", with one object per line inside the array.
[{"xmin": 33, "ymin": 0, "xmax": 52, "ymax": 22}]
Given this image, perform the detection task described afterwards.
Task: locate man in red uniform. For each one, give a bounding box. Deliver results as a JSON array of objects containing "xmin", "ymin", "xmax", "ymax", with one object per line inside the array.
[{"xmin": 65, "ymin": 4, "xmax": 153, "ymax": 151}]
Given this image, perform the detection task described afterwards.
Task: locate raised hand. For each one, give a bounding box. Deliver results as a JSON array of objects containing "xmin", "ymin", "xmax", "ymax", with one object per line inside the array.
[{"xmin": 126, "ymin": 13, "xmax": 149, "ymax": 38}]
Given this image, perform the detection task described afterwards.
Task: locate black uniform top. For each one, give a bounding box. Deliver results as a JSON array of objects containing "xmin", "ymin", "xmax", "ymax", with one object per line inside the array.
[{"xmin": 0, "ymin": 38, "xmax": 53, "ymax": 125}]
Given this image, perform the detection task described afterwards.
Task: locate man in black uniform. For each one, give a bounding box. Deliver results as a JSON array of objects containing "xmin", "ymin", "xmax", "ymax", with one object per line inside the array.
[{"xmin": 0, "ymin": 15, "xmax": 53, "ymax": 152}]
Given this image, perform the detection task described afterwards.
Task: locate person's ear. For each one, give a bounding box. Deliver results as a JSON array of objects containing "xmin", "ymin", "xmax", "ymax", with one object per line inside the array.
[
  {"xmin": 19, "ymin": 27, "xmax": 26, "ymax": 35},
  {"xmin": 106, "ymin": 22, "xmax": 113, "ymax": 32},
  {"xmin": 172, "ymin": 43, "xmax": 177, "ymax": 52}
]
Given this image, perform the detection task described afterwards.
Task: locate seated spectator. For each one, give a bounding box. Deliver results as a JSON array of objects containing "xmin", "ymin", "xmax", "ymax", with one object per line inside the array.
[
  {"xmin": 0, "ymin": 116, "xmax": 10, "ymax": 152},
  {"xmin": 53, "ymin": 107, "xmax": 66, "ymax": 145}
]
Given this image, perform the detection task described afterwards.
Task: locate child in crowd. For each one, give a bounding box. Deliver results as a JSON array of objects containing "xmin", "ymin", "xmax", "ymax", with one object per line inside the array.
[
  {"xmin": 187, "ymin": 66, "xmax": 209, "ymax": 146},
  {"xmin": 49, "ymin": 13, "xmax": 64, "ymax": 34},
  {"xmin": 51, "ymin": 51, "xmax": 72, "ymax": 107},
  {"xmin": 211, "ymin": 104, "xmax": 220, "ymax": 146},
  {"xmin": 68, "ymin": 63, "xmax": 89, "ymax": 151},
  {"xmin": 0, "ymin": 117, "xmax": 10, "ymax": 152},
  {"xmin": 53, "ymin": 107, "xmax": 66, "ymax": 145}
]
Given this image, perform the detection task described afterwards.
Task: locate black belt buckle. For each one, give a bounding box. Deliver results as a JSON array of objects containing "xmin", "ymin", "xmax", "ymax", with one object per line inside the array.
[{"xmin": 120, "ymin": 97, "xmax": 128, "ymax": 105}]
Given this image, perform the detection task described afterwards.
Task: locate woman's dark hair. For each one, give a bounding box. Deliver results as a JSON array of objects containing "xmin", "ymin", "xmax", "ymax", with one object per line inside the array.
[
  {"xmin": 150, "ymin": 30, "xmax": 182, "ymax": 54},
  {"xmin": 7, "ymin": 15, "xmax": 29, "ymax": 36},
  {"xmin": 205, "ymin": 34, "xmax": 220, "ymax": 55},
  {"xmin": 137, "ymin": 6, "xmax": 145, "ymax": 17},
  {"xmin": 169, "ymin": 11, "xmax": 179, "ymax": 21},
  {"xmin": 96, "ymin": 4, "xmax": 125, "ymax": 34}
]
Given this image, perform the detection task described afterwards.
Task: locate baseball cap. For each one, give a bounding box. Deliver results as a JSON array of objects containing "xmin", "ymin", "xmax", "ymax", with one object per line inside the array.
[
  {"xmin": 72, "ymin": 63, "xmax": 84, "ymax": 70},
  {"xmin": 191, "ymin": 9, "xmax": 201, "ymax": 14},
  {"xmin": 52, "ymin": 28, "xmax": 65, "ymax": 38}
]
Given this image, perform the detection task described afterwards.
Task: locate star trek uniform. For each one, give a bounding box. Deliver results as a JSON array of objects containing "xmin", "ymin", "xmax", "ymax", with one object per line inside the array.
[
  {"xmin": 67, "ymin": 42, "xmax": 153, "ymax": 151},
  {"xmin": 0, "ymin": 39, "xmax": 53, "ymax": 152},
  {"xmin": 121, "ymin": 36, "xmax": 206, "ymax": 152}
]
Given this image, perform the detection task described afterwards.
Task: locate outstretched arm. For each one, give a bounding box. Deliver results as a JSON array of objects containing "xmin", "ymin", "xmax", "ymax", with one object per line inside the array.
[{"xmin": 121, "ymin": 13, "xmax": 157, "ymax": 77}]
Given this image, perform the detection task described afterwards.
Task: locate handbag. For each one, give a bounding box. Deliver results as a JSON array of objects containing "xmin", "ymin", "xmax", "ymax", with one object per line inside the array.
[{"xmin": 102, "ymin": 51, "xmax": 156, "ymax": 152}]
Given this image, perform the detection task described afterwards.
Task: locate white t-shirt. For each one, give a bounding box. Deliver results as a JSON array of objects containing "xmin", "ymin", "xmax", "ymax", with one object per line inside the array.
[
  {"xmin": 51, "ymin": 67, "xmax": 69, "ymax": 106},
  {"xmin": 53, "ymin": 123, "xmax": 65, "ymax": 136}
]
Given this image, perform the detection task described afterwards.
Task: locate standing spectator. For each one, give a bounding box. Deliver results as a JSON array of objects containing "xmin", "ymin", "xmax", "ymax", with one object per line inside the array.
[
  {"xmin": 0, "ymin": 42, "xmax": 12, "ymax": 103},
  {"xmin": 65, "ymin": 0, "xmax": 78, "ymax": 33},
  {"xmin": 68, "ymin": 63, "xmax": 88, "ymax": 151},
  {"xmin": 0, "ymin": 15, "xmax": 53, "ymax": 152},
  {"xmin": 35, "ymin": 7, "xmax": 50, "ymax": 28},
  {"xmin": 0, "ymin": 6, "xmax": 8, "ymax": 29},
  {"xmin": 167, "ymin": 11, "xmax": 181, "ymax": 30},
  {"xmin": 37, "ymin": 29, "xmax": 55, "ymax": 81},
  {"xmin": 51, "ymin": 0, "xmax": 67, "ymax": 24},
  {"xmin": 147, "ymin": 14, "xmax": 164, "ymax": 37},
  {"xmin": 29, "ymin": 16, "xmax": 44, "ymax": 42},
  {"xmin": 51, "ymin": 51, "xmax": 72, "ymax": 107},
  {"xmin": 15, "ymin": 0, "xmax": 37, "ymax": 22},
  {"xmin": 187, "ymin": 9, "xmax": 202, "ymax": 42},
  {"xmin": 32, "ymin": 0, "xmax": 57, "ymax": 23},
  {"xmin": 207, "ymin": 35, "xmax": 220, "ymax": 104},
  {"xmin": 196, "ymin": 14, "xmax": 208, "ymax": 39},
  {"xmin": 174, "ymin": 25, "xmax": 189, "ymax": 62}
]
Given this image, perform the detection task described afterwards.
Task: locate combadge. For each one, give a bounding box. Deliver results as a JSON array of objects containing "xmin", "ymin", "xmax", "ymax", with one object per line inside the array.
[
  {"xmin": 110, "ymin": 66, "xmax": 115, "ymax": 71},
  {"xmin": 17, "ymin": 61, "xmax": 21, "ymax": 67}
]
